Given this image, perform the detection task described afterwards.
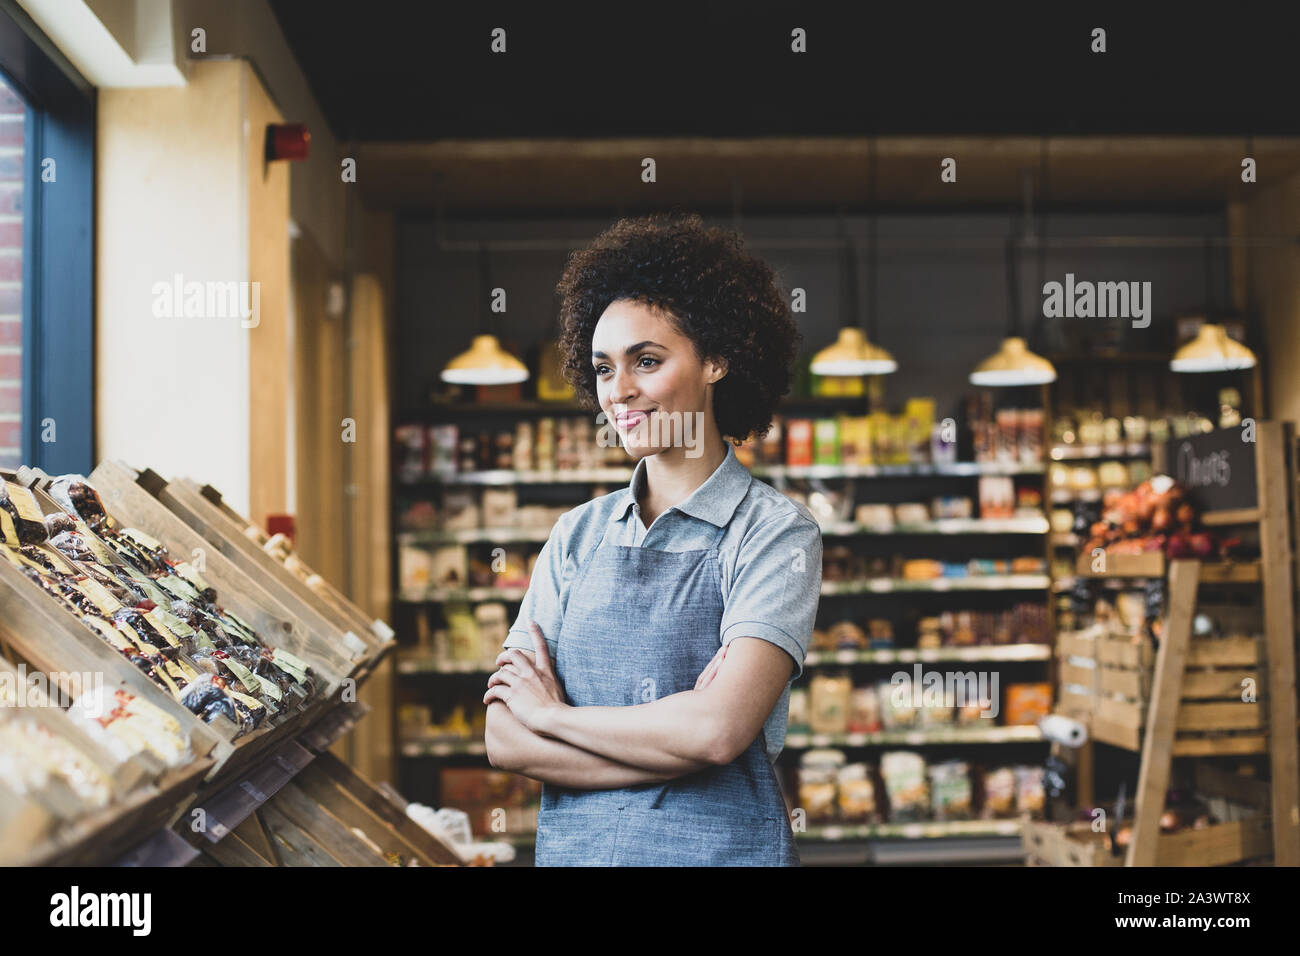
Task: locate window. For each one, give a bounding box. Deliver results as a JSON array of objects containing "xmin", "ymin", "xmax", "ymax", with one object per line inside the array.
[{"xmin": 0, "ymin": 1, "xmax": 94, "ymax": 474}]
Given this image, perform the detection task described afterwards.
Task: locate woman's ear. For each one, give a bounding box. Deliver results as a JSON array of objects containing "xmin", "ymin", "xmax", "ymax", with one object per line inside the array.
[{"xmin": 705, "ymin": 356, "xmax": 729, "ymax": 385}]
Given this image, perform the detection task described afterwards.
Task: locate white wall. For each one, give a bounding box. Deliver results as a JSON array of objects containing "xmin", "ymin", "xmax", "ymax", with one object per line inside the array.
[{"xmin": 96, "ymin": 60, "xmax": 251, "ymax": 511}]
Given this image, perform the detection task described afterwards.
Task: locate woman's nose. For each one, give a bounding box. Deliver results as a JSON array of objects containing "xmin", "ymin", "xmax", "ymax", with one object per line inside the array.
[{"xmin": 610, "ymin": 367, "xmax": 636, "ymax": 403}]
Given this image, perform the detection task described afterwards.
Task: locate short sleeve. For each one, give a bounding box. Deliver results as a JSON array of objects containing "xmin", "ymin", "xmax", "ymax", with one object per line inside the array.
[
  {"xmin": 719, "ymin": 510, "xmax": 822, "ymax": 682},
  {"xmin": 503, "ymin": 520, "xmax": 568, "ymax": 661}
]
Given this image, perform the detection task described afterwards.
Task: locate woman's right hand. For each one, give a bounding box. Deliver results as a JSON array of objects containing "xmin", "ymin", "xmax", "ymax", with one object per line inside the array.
[{"xmin": 694, "ymin": 643, "xmax": 728, "ymax": 691}]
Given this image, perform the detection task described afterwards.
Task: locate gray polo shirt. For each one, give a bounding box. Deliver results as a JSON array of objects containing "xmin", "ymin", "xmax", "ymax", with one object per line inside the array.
[{"xmin": 504, "ymin": 442, "xmax": 823, "ymax": 764}]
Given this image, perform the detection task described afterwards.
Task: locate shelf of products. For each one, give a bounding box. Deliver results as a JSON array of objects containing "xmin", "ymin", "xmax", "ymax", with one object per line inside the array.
[
  {"xmin": 820, "ymin": 575, "xmax": 1050, "ymax": 594},
  {"xmin": 390, "ymin": 391, "xmax": 1057, "ymax": 858},
  {"xmin": 395, "ymin": 401, "xmax": 1047, "ymax": 483},
  {"xmin": 398, "ymin": 461, "xmax": 1048, "ymax": 487},
  {"xmin": 801, "ymin": 818, "xmax": 1027, "ymax": 841},
  {"xmin": 1043, "ymin": 381, "xmax": 1254, "ymax": 637},
  {"xmin": 794, "ymin": 747, "xmax": 1045, "ymax": 831},
  {"xmin": 0, "ymin": 463, "xmax": 416, "ymax": 867},
  {"xmin": 785, "ymin": 726, "xmax": 1045, "ymax": 748},
  {"xmin": 398, "ymin": 643, "xmax": 1052, "ymax": 675}
]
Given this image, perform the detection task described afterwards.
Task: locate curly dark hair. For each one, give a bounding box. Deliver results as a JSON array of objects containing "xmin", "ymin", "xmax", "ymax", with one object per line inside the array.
[{"xmin": 555, "ymin": 212, "xmax": 799, "ymax": 444}]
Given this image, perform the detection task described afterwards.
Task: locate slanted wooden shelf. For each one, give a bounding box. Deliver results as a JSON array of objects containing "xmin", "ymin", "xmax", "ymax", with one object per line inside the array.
[
  {"xmin": 1041, "ymin": 421, "xmax": 1300, "ymax": 867},
  {"xmin": 1127, "ymin": 421, "xmax": 1299, "ymax": 866}
]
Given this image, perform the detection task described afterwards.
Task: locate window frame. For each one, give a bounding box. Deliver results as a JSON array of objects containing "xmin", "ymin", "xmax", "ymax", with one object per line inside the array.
[{"xmin": 0, "ymin": 0, "xmax": 95, "ymax": 474}]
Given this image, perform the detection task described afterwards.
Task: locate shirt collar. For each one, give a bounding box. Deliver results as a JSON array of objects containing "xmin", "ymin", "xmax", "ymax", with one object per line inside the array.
[{"xmin": 608, "ymin": 443, "xmax": 752, "ymax": 529}]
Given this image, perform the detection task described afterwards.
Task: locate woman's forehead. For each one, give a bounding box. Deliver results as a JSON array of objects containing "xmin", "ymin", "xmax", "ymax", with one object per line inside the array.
[{"xmin": 592, "ymin": 300, "xmax": 684, "ymax": 350}]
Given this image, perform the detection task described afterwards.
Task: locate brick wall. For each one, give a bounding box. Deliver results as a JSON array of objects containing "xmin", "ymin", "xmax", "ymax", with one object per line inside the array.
[{"xmin": 0, "ymin": 78, "xmax": 21, "ymax": 469}]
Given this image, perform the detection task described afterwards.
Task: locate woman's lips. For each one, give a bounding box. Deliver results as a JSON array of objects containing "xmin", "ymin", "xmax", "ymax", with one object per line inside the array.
[{"xmin": 615, "ymin": 410, "xmax": 648, "ymax": 429}]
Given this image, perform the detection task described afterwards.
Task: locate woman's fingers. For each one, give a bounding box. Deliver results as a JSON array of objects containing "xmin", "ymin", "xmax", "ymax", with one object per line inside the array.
[
  {"xmin": 695, "ymin": 644, "xmax": 728, "ymax": 690},
  {"xmin": 486, "ymin": 664, "xmax": 520, "ymax": 689},
  {"xmin": 492, "ymin": 649, "xmax": 537, "ymax": 680},
  {"xmin": 528, "ymin": 622, "xmax": 554, "ymax": 674}
]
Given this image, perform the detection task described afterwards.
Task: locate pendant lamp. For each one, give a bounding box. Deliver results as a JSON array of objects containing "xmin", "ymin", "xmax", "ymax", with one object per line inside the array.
[
  {"xmin": 971, "ymin": 165, "xmax": 1056, "ymax": 387},
  {"xmin": 1170, "ymin": 242, "xmax": 1257, "ymax": 373},
  {"xmin": 969, "ymin": 335, "xmax": 1057, "ymax": 386},
  {"xmin": 441, "ymin": 243, "xmax": 530, "ymax": 385},
  {"xmin": 811, "ymin": 326, "xmax": 897, "ymax": 376},
  {"xmin": 1170, "ymin": 322, "xmax": 1257, "ymax": 372},
  {"xmin": 811, "ymin": 167, "xmax": 897, "ymax": 376},
  {"xmin": 441, "ymin": 334, "xmax": 530, "ymax": 384}
]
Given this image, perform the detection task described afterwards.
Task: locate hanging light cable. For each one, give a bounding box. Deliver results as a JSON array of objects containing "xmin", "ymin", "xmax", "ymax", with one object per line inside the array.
[
  {"xmin": 970, "ymin": 147, "xmax": 1056, "ymax": 386},
  {"xmin": 810, "ymin": 141, "xmax": 897, "ymax": 376},
  {"xmin": 1170, "ymin": 237, "xmax": 1257, "ymax": 373},
  {"xmin": 441, "ymin": 241, "xmax": 530, "ymax": 385}
]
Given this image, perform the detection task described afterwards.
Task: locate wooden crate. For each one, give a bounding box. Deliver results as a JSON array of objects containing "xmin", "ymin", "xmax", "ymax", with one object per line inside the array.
[
  {"xmin": 0, "ymin": 655, "xmax": 216, "ymax": 865},
  {"xmin": 1074, "ymin": 551, "xmax": 1260, "ymax": 583},
  {"xmin": 146, "ymin": 473, "xmax": 392, "ymax": 681},
  {"xmin": 81, "ymin": 461, "xmax": 354, "ymax": 691},
  {"xmin": 1022, "ymin": 815, "xmax": 1272, "ymax": 866},
  {"xmin": 1076, "ymin": 550, "xmax": 1165, "ymax": 578},
  {"xmin": 0, "ymin": 468, "xmax": 340, "ymax": 784},
  {"xmin": 0, "ymin": 532, "xmax": 231, "ymax": 770},
  {"xmin": 194, "ymin": 752, "xmax": 463, "ymax": 867},
  {"xmin": 1092, "ymin": 632, "xmax": 1267, "ymax": 755},
  {"xmin": 1054, "ymin": 627, "xmax": 1106, "ymax": 722}
]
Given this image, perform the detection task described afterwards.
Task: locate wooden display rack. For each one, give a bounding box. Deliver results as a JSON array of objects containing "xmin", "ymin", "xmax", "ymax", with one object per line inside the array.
[
  {"xmin": 0, "ymin": 654, "xmax": 214, "ymax": 866},
  {"xmin": 1042, "ymin": 421, "xmax": 1300, "ymax": 866},
  {"xmin": 0, "ymin": 462, "xmax": 423, "ymax": 865},
  {"xmin": 2, "ymin": 460, "xmax": 391, "ymax": 790},
  {"xmin": 1, "ymin": 468, "xmax": 327, "ymax": 784},
  {"xmin": 141, "ymin": 471, "xmax": 394, "ymax": 681},
  {"xmin": 192, "ymin": 752, "xmax": 464, "ymax": 867}
]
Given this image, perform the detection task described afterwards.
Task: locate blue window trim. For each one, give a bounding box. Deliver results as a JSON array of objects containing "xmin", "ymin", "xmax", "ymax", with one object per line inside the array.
[{"xmin": 0, "ymin": 0, "xmax": 95, "ymax": 474}]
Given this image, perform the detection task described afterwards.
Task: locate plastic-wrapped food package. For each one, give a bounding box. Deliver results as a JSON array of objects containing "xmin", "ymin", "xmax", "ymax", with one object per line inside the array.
[
  {"xmin": 176, "ymin": 673, "xmax": 239, "ymax": 727},
  {"xmin": 1014, "ymin": 765, "xmax": 1045, "ymax": 816},
  {"xmin": 878, "ymin": 679, "xmax": 918, "ymax": 729},
  {"xmin": 982, "ymin": 766, "xmax": 1017, "ymax": 819},
  {"xmin": 927, "ymin": 760, "xmax": 973, "ymax": 821},
  {"xmin": 66, "ymin": 686, "xmax": 192, "ymax": 769},
  {"xmin": 797, "ymin": 749, "xmax": 844, "ymax": 824},
  {"xmin": 836, "ymin": 763, "xmax": 879, "ymax": 823},
  {"xmin": 880, "ymin": 751, "xmax": 929, "ymax": 822},
  {"xmin": 175, "ymin": 673, "xmax": 267, "ymax": 733},
  {"xmin": 0, "ymin": 481, "xmax": 49, "ymax": 547},
  {"xmin": 0, "ymin": 716, "xmax": 114, "ymax": 812},
  {"xmin": 45, "ymin": 476, "xmax": 111, "ymax": 534}
]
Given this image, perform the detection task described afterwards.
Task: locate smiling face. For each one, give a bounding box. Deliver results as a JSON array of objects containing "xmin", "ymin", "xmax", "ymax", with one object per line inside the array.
[{"xmin": 590, "ymin": 299, "xmax": 726, "ymax": 461}]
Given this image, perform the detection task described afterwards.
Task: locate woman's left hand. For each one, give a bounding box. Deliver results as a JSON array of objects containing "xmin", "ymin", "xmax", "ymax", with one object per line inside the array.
[{"xmin": 483, "ymin": 622, "xmax": 568, "ymax": 735}]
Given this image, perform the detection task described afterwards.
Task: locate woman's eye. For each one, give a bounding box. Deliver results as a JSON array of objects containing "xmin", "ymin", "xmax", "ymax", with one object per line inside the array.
[
  {"xmin": 637, "ymin": 356, "xmax": 659, "ymax": 369},
  {"xmin": 594, "ymin": 364, "xmax": 611, "ymax": 376}
]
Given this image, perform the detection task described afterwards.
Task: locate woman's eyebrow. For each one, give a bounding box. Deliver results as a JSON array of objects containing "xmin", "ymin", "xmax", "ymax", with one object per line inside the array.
[{"xmin": 591, "ymin": 341, "xmax": 666, "ymax": 360}]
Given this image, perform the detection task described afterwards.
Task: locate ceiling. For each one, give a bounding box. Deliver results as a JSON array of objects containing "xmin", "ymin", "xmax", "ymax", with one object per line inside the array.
[
  {"xmin": 269, "ymin": 4, "xmax": 1300, "ymax": 143},
  {"xmin": 354, "ymin": 137, "xmax": 1300, "ymax": 213},
  {"xmin": 266, "ymin": 4, "xmax": 1300, "ymax": 213}
]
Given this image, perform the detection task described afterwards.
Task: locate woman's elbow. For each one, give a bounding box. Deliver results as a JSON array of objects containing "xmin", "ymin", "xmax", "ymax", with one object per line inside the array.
[
  {"xmin": 484, "ymin": 703, "xmax": 518, "ymax": 771},
  {"xmin": 703, "ymin": 718, "xmax": 746, "ymax": 767}
]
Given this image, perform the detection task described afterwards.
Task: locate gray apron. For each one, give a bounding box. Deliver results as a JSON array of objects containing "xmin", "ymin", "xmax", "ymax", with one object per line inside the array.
[{"xmin": 534, "ymin": 520, "xmax": 800, "ymax": 866}]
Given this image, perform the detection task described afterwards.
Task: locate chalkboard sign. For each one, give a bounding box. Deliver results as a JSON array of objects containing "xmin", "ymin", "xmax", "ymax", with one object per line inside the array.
[{"xmin": 1164, "ymin": 427, "xmax": 1257, "ymax": 513}]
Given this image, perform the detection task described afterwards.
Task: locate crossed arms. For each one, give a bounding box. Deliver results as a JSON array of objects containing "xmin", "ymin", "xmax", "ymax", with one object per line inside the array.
[{"xmin": 483, "ymin": 625, "xmax": 793, "ymax": 790}]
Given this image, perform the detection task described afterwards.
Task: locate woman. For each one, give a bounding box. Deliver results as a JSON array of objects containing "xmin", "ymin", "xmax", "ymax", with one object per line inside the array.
[{"xmin": 483, "ymin": 212, "xmax": 822, "ymax": 866}]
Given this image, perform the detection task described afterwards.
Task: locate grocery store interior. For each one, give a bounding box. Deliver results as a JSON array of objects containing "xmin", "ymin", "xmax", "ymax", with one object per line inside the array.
[{"xmin": 1, "ymin": 2, "xmax": 1298, "ymax": 867}]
